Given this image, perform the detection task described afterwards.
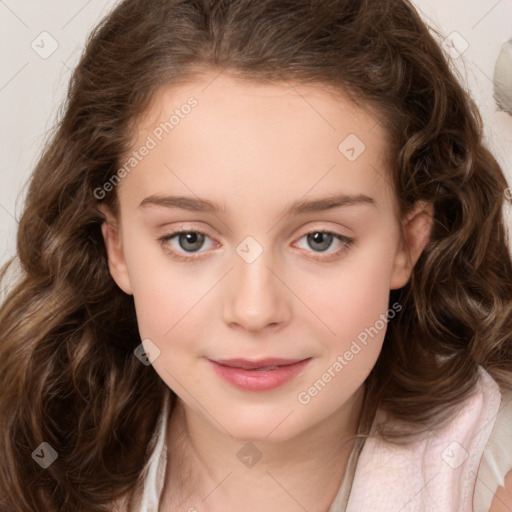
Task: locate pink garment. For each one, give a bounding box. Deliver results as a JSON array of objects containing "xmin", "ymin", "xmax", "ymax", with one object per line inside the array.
[{"xmin": 345, "ymin": 366, "xmax": 502, "ymax": 511}]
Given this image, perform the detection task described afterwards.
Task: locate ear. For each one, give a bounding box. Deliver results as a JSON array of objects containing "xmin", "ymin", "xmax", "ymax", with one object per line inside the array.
[
  {"xmin": 390, "ymin": 200, "xmax": 434, "ymax": 290},
  {"xmin": 98, "ymin": 204, "xmax": 133, "ymax": 295}
]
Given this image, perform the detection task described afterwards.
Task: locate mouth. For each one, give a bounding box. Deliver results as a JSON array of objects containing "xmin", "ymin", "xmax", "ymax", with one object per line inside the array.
[
  {"xmin": 211, "ymin": 357, "xmax": 309, "ymax": 370},
  {"xmin": 207, "ymin": 357, "xmax": 313, "ymax": 392}
]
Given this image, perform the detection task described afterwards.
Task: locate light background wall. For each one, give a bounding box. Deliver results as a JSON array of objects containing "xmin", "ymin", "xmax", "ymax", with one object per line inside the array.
[{"xmin": 0, "ymin": 0, "xmax": 511, "ymax": 271}]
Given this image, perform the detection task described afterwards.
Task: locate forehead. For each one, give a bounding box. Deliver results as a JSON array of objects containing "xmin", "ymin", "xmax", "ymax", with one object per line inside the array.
[{"xmin": 118, "ymin": 73, "xmax": 395, "ymax": 214}]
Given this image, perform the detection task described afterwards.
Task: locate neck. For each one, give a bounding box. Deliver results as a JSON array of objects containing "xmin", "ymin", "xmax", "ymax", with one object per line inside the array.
[{"xmin": 161, "ymin": 385, "xmax": 367, "ymax": 512}]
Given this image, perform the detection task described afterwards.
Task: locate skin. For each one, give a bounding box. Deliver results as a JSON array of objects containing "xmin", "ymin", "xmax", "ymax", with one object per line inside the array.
[
  {"xmin": 101, "ymin": 72, "xmax": 433, "ymax": 511},
  {"xmin": 488, "ymin": 469, "xmax": 512, "ymax": 511}
]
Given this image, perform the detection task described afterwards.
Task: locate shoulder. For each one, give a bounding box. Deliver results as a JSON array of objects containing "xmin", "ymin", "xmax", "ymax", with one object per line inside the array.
[{"xmin": 474, "ymin": 389, "xmax": 512, "ymax": 512}]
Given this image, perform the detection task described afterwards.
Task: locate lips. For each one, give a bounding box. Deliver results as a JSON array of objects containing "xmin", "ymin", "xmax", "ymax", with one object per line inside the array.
[
  {"xmin": 207, "ymin": 357, "xmax": 313, "ymax": 392},
  {"xmin": 211, "ymin": 357, "xmax": 307, "ymax": 370}
]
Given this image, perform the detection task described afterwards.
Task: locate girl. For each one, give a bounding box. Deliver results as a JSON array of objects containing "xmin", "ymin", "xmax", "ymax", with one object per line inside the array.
[{"xmin": 1, "ymin": 0, "xmax": 511, "ymax": 511}]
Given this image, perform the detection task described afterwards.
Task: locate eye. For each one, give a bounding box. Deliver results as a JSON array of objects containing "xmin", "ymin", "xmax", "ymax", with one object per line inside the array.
[
  {"xmin": 294, "ymin": 229, "xmax": 354, "ymax": 261},
  {"xmin": 158, "ymin": 229, "xmax": 217, "ymax": 261},
  {"xmin": 158, "ymin": 228, "xmax": 354, "ymax": 262}
]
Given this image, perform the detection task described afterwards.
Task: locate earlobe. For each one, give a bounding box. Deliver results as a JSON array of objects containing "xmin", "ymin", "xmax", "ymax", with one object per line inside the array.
[
  {"xmin": 98, "ymin": 206, "xmax": 133, "ymax": 296},
  {"xmin": 390, "ymin": 201, "xmax": 434, "ymax": 290}
]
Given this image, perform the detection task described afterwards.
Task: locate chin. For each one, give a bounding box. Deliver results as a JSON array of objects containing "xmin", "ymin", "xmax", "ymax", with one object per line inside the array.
[
  {"xmin": 230, "ymin": 426, "xmax": 296, "ymax": 444},
  {"xmin": 217, "ymin": 409, "xmax": 305, "ymax": 443}
]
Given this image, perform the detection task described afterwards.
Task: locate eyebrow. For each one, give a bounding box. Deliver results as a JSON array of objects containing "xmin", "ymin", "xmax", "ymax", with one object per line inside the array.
[{"xmin": 138, "ymin": 192, "xmax": 376, "ymax": 216}]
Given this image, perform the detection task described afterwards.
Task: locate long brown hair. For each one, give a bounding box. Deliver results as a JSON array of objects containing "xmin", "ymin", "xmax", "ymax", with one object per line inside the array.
[{"xmin": 1, "ymin": 0, "xmax": 511, "ymax": 510}]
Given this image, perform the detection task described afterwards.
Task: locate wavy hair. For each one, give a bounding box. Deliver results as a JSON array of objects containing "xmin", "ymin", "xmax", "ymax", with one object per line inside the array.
[{"xmin": 1, "ymin": 0, "xmax": 511, "ymax": 510}]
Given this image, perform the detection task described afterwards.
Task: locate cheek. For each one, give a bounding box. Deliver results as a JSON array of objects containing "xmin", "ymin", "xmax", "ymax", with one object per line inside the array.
[
  {"xmin": 293, "ymin": 254, "xmax": 396, "ymax": 413},
  {"xmin": 121, "ymin": 230, "xmax": 203, "ymax": 339},
  {"xmin": 300, "ymin": 234, "xmax": 398, "ymax": 345},
  {"xmin": 130, "ymin": 266, "xmax": 205, "ymax": 341}
]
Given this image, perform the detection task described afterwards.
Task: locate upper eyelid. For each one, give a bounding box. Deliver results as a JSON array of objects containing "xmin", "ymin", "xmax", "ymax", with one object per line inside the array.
[
  {"xmin": 159, "ymin": 225, "xmax": 353, "ymax": 241},
  {"xmin": 158, "ymin": 219, "xmax": 354, "ymax": 236}
]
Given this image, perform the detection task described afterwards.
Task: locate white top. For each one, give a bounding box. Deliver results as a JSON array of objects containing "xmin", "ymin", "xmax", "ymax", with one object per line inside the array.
[{"xmin": 113, "ymin": 366, "xmax": 512, "ymax": 512}]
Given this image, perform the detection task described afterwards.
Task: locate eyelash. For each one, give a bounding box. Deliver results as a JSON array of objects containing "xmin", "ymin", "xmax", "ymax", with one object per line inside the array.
[{"xmin": 157, "ymin": 228, "xmax": 354, "ymax": 262}]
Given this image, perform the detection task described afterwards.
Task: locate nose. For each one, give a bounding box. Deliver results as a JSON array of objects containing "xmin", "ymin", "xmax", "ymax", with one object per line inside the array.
[{"xmin": 222, "ymin": 247, "xmax": 291, "ymax": 334}]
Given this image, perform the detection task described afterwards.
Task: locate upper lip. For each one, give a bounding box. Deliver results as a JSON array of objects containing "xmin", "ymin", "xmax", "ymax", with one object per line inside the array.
[{"xmin": 210, "ymin": 357, "xmax": 310, "ymax": 370}]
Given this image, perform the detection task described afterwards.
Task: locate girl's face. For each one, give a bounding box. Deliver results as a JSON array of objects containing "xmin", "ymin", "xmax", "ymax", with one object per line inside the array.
[{"xmin": 101, "ymin": 73, "xmax": 431, "ymax": 441}]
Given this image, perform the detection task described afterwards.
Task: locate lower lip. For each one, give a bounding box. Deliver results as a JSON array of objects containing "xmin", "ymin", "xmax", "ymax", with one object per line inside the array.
[{"xmin": 208, "ymin": 358, "xmax": 312, "ymax": 392}]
